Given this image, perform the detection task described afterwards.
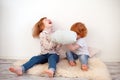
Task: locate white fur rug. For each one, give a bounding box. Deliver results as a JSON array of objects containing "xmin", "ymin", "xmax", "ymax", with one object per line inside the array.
[{"xmin": 13, "ymin": 57, "xmax": 111, "ymax": 80}]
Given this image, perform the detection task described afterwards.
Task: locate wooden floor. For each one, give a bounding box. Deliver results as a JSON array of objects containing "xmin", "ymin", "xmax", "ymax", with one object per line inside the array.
[{"xmin": 0, "ymin": 59, "xmax": 120, "ymax": 80}]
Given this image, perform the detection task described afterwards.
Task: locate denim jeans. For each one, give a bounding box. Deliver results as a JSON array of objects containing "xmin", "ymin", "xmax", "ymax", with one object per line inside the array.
[
  {"xmin": 22, "ymin": 53, "xmax": 59, "ymax": 72},
  {"xmin": 66, "ymin": 51, "xmax": 89, "ymax": 65}
]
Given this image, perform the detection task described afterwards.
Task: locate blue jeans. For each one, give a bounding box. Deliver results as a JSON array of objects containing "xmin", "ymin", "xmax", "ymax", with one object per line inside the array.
[
  {"xmin": 66, "ymin": 51, "xmax": 89, "ymax": 65},
  {"xmin": 22, "ymin": 53, "xmax": 59, "ymax": 72}
]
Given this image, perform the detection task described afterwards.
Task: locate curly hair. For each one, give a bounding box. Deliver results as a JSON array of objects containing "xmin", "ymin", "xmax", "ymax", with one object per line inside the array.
[
  {"xmin": 70, "ymin": 22, "xmax": 87, "ymax": 38},
  {"xmin": 32, "ymin": 17, "xmax": 47, "ymax": 38}
]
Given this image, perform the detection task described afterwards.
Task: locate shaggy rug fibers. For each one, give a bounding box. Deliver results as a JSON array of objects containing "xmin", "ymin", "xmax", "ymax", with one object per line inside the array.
[{"xmin": 13, "ymin": 57, "xmax": 112, "ymax": 80}]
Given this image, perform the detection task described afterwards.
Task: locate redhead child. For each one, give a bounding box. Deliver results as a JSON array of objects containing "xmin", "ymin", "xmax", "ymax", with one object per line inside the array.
[
  {"xmin": 66, "ymin": 22, "xmax": 90, "ymax": 71},
  {"xmin": 9, "ymin": 17, "xmax": 61, "ymax": 77}
]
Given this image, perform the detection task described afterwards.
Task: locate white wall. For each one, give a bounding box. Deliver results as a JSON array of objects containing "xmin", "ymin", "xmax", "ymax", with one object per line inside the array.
[{"xmin": 0, "ymin": 0, "xmax": 120, "ymax": 62}]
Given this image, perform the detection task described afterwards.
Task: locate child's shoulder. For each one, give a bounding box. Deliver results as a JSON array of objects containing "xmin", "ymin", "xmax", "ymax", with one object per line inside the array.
[
  {"xmin": 40, "ymin": 31, "xmax": 48, "ymax": 36},
  {"xmin": 77, "ymin": 38, "xmax": 86, "ymax": 42}
]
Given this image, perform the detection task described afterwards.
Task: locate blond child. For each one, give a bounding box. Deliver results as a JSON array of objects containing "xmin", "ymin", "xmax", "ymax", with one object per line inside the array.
[{"xmin": 9, "ymin": 17, "xmax": 61, "ymax": 77}]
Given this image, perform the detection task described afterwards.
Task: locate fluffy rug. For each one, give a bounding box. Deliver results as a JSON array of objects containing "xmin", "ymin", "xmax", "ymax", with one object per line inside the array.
[{"xmin": 13, "ymin": 57, "xmax": 111, "ymax": 80}]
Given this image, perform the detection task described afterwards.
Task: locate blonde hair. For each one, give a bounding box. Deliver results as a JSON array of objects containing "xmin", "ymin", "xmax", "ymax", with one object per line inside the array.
[
  {"xmin": 70, "ymin": 22, "xmax": 87, "ymax": 38},
  {"xmin": 32, "ymin": 17, "xmax": 47, "ymax": 38}
]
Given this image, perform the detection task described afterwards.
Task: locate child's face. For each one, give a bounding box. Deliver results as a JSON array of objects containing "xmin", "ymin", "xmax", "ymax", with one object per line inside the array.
[{"xmin": 43, "ymin": 18, "xmax": 53, "ymax": 28}]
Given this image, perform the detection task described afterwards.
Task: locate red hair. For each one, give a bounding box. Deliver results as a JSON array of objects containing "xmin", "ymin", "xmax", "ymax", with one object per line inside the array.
[
  {"xmin": 32, "ymin": 17, "xmax": 47, "ymax": 38},
  {"xmin": 70, "ymin": 22, "xmax": 87, "ymax": 38}
]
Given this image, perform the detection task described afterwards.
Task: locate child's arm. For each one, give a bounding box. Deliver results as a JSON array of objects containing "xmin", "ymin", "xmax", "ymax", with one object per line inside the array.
[
  {"xmin": 66, "ymin": 43, "xmax": 80, "ymax": 51},
  {"xmin": 40, "ymin": 33, "xmax": 53, "ymax": 50},
  {"xmin": 54, "ymin": 43, "xmax": 62, "ymax": 51}
]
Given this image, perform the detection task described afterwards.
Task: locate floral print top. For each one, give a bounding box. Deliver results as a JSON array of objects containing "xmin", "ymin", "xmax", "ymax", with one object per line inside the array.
[{"xmin": 39, "ymin": 30, "xmax": 60, "ymax": 55}]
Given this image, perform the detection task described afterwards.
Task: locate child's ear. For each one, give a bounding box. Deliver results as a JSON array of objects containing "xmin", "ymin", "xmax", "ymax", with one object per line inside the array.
[{"xmin": 51, "ymin": 30, "xmax": 77, "ymax": 44}]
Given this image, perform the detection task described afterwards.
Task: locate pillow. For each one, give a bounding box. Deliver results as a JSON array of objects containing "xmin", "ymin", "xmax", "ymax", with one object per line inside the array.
[
  {"xmin": 88, "ymin": 47, "xmax": 100, "ymax": 57},
  {"xmin": 51, "ymin": 30, "xmax": 77, "ymax": 44}
]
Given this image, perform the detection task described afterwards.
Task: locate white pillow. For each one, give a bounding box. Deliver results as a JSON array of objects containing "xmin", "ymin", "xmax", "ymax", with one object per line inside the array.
[
  {"xmin": 88, "ymin": 47, "xmax": 100, "ymax": 57},
  {"xmin": 51, "ymin": 30, "xmax": 77, "ymax": 44}
]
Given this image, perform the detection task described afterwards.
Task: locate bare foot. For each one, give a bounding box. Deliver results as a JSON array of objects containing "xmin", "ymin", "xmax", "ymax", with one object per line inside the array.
[
  {"xmin": 42, "ymin": 69, "xmax": 54, "ymax": 78},
  {"xmin": 81, "ymin": 64, "xmax": 88, "ymax": 71},
  {"xmin": 69, "ymin": 61, "xmax": 76, "ymax": 66},
  {"xmin": 9, "ymin": 66, "xmax": 23, "ymax": 76}
]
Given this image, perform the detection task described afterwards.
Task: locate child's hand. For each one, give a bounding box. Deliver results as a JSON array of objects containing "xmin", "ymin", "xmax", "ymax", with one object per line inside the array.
[
  {"xmin": 65, "ymin": 44, "xmax": 74, "ymax": 50},
  {"xmin": 56, "ymin": 43, "xmax": 62, "ymax": 48},
  {"xmin": 65, "ymin": 43, "xmax": 80, "ymax": 51}
]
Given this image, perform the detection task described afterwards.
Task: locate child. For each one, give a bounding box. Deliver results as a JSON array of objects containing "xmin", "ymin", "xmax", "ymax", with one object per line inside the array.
[
  {"xmin": 66, "ymin": 22, "xmax": 90, "ymax": 71},
  {"xmin": 9, "ymin": 17, "xmax": 61, "ymax": 77}
]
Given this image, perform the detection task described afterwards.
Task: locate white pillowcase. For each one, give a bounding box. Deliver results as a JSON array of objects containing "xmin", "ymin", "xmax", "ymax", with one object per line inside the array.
[
  {"xmin": 88, "ymin": 47, "xmax": 100, "ymax": 57},
  {"xmin": 51, "ymin": 30, "xmax": 77, "ymax": 44}
]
